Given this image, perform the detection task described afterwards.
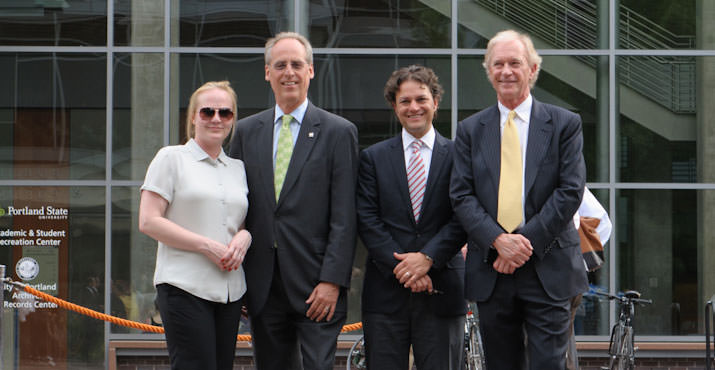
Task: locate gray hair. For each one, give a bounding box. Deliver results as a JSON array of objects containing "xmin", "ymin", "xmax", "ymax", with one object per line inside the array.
[
  {"xmin": 264, "ymin": 32, "xmax": 313, "ymax": 65},
  {"xmin": 482, "ymin": 30, "xmax": 542, "ymax": 88}
]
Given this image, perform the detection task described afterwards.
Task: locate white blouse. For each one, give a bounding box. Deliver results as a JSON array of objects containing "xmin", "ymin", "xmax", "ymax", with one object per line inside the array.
[{"xmin": 141, "ymin": 139, "xmax": 248, "ymax": 303}]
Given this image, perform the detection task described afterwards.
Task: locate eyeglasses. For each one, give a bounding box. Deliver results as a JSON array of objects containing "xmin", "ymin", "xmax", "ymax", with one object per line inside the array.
[{"xmin": 199, "ymin": 107, "xmax": 234, "ymax": 121}]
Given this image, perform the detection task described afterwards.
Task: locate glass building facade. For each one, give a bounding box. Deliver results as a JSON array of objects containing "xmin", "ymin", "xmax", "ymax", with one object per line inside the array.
[{"xmin": 0, "ymin": 0, "xmax": 714, "ymax": 368}]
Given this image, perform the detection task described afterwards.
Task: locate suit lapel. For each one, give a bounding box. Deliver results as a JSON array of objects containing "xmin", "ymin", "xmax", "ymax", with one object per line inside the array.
[
  {"xmin": 277, "ymin": 102, "xmax": 321, "ymax": 207},
  {"xmin": 388, "ymin": 136, "xmax": 415, "ymax": 225},
  {"xmin": 257, "ymin": 109, "xmax": 278, "ymax": 208},
  {"xmin": 421, "ymin": 132, "xmax": 448, "ymax": 221},
  {"xmin": 479, "ymin": 106, "xmax": 502, "ymax": 193},
  {"xmin": 524, "ymin": 99, "xmax": 553, "ymax": 197}
]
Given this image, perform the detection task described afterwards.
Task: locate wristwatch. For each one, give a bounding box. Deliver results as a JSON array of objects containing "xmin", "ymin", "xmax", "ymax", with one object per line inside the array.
[{"xmin": 421, "ymin": 252, "xmax": 433, "ymax": 264}]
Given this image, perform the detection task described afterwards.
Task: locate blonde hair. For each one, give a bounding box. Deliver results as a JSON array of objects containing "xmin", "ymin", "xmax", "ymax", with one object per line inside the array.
[
  {"xmin": 185, "ymin": 80, "xmax": 238, "ymax": 141},
  {"xmin": 483, "ymin": 30, "xmax": 542, "ymax": 88},
  {"xmin": 264, "ymin": 32, "xmax": 313, "ymax": 65}
]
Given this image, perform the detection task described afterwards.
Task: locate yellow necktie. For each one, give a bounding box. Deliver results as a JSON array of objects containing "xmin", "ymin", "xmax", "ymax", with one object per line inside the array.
[
  {"xmin": 497, "ymin": 110, "xmax": 523, "ymax": 232},
  {"xmin": 274, "ymin": 114, "xmax": 293, "ymax": 200}
]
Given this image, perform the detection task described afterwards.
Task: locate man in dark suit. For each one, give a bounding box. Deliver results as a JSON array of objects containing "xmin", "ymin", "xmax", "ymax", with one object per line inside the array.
[
  {"xmin": 450, "ymin": 30, "xmax": 587, "ymax": 370},
  {"xmin": 228, "ymin": 32, "xmax": 358, "ymax": 370},
  {"xmin": 357, "ymin": 65, "xmax": 467, "ymax": 370}
]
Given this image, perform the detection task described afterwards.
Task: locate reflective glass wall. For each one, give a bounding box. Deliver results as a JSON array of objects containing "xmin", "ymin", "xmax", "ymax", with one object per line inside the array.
[{"xmin": 0, "ymin": 0, "xmax": 713, "ymax": 368}]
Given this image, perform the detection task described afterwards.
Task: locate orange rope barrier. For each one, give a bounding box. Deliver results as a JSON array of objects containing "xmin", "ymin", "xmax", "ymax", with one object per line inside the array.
[{"xmin": 8, "ymin": 280, "xmax": 362, "ymax": 341}]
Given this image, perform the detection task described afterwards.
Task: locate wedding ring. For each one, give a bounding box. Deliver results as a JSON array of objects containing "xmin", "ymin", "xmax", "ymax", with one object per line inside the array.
[
  {"xmin": 405, "ymin": 271, "xmax": 411, "ymax": 277},
  {"xmin": 324, "ymin": 307, "xmax": 330, "ymax": 312}
]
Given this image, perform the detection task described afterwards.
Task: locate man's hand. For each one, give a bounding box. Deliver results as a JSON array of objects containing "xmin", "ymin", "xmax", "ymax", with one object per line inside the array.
[
  {"xmin": 305, "ymin": 282, "xmax": 339, "ymax": 322},
  {"xmin": 493, "ymin": 255, "xmax": 517, "ymax": 274},
  {"xmin": 393, "ymin": 252, "xmax": 433, "ymax": 286},
  {"xmin": 407, "ymin": 275, "xmax": 434, "ymax": 293},
  {"xmin": 492, "ymin": 233, "xmax": 533, "ymax": 270}
]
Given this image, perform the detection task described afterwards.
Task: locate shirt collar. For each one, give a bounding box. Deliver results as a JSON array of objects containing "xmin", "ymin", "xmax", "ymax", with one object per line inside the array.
[
  {"xmin": 498, "ymin": 94, "xmax": 532, "ymax": 124},
  {"xmin": 273, "ymin": 99, "xmax": 309, "ymax": 125},
  {"xmin": 402, "ymin": 126, "xmax": 436, "ymax": 151},
  {"xmin": 186, "ymin": 138, "xmax": 228, "ymax": 166}
]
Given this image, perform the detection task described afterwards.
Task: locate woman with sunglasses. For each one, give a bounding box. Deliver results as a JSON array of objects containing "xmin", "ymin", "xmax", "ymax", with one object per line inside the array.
[{"xmin": 139, "ymin": 80, "xmax": 250, "ymax": 370}]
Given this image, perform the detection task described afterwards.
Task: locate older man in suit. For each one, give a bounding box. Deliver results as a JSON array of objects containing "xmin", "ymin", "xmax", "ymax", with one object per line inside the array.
[
  {"xmin": 228, "ymin": 32, "xmax": 358, "ymax": 370},
  {"xmin": 357, "ymin": 65, "xmax": 467, "ymax": 370},
  {"xmin": 450, "ymin": 30, "xmax": 587, "ymax": 370}
]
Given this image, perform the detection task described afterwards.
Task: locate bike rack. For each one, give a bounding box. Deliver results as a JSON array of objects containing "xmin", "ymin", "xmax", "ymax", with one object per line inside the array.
[{"xmin": 707, "ymin": 295, "xmax": 714, "ymax": 370}]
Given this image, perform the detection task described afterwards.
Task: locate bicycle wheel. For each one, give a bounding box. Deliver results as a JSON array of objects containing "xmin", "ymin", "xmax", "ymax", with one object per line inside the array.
[
  {"xmin": 465, "ymin": 323, "xmax": 487, "ymax": 370},
  {"xmin": 622, "ymin": 326, "xmax": 635, "ymax": 370},
  {"xmin": 607, "ymin": 323, "xmax": 623, "ymax": 370},
  {"xmin": 346, "ymin": 335, "xmax": 366, "ymax": 370},
  {"xmin": 607, "ymin": 324, "xmax": 634, "ymax": 370}
]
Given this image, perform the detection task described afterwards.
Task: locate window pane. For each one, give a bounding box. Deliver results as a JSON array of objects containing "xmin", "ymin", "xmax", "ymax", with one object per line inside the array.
[
  {"xmin": 458, "ymin": 0, "xmax": 606, "ymax": 49},
  {"xmin": 458, "ymin": 55, "xmax": 609, "ymax": 182},
  {"xmin": 0, "ymin": 53, "xmax": 106, "ymax": 180},
  {"xmin": 616, "ymin": 189, "xmax": 709, "ymax": 336},
  {"xmin": 115, "ymin": 0, "xmax": 165, "ymax": 46},
  {"xmin": 171, "ymin": 0, "xmax": 290, "ymax": 47},
  {"xmin": 113, "ymin": 53, "xmax": 164, "ymax": 180},
  {"xmin": 616, "ymin": 55, "xmax": 705, "ymax": 182},
  {"xmin": 312, "ymin": 55, "xmax": 451, "ymax": 148},
  {"xmin": 0, "ymin": 186, "xmax": 105, "ymax": 369},
  {"xmin": 618, "ymin": 0, "xmax": 696, "ymax": 49},
  {"xmin": 309, "ymin": 0, "xmax": 451, "ymax": 48},
  {"xmin": 111, "ymin": 187, "xmax": 158, "ymax": 334},
  {"xmin": 174, "ymin": 53, "xmax": 269, "ymax": 145},
  {"xmin": 0, "ymin": 1, "xmax": 106, "ymax": 46}
]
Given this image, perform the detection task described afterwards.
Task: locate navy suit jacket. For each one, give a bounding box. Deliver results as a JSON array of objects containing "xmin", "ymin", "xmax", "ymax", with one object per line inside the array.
[
  {"xmin": 450, "ymin": 99, "xmax": 588, "ymax": 302},
  {"xmin": 228, "ymin": 102, "xmax": 359, "ymax": 315},
  {"xmin": 357, "ymin": 131, "xmax": 467, "ymax": 316}
]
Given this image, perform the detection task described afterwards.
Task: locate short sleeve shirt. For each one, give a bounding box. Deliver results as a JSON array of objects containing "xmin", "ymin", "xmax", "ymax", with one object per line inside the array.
[{"xmin": 141, "ymin": 139, "xmax": 249, "ymax": 303}]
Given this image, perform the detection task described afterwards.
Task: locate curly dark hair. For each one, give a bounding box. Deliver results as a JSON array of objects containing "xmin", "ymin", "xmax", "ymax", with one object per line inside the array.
[{"xmin": 383, "ymin": 64, "xmax": 444, "ymax": 106}]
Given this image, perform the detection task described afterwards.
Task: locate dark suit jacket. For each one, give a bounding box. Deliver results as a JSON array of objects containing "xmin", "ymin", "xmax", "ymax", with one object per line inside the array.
[
  {"xmin": 357, "ymin": 132, "xmax": 467, "ymax": 317},
  {"xmin": 450, "ymin": 99, "xmax": 587, "ymax": 302},
  {"xmin": 228, "ymin": 102, "xmax": 359, "ymax": 315}
]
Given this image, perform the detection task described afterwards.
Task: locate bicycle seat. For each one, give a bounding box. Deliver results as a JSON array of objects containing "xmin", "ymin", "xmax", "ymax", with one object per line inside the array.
[{"xmin": 623, "ymin": 290, "xmax": 641, "ymax": 299}]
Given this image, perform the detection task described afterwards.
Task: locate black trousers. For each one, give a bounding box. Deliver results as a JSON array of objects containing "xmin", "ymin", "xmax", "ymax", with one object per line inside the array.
[
  {"xmin": 477, "ymin": 261, "xmax": 571, "ymax": 370},
  {"xmin": 156, "ymin": 283, "xmax": 243, "ymax": 370},
  {"xmin": 363, "ymin": 293, "xmax": 465, "ymax": 370},
  {"xmin": 249, "ymin": 263, "xmax": 346, "ymax": 370}
]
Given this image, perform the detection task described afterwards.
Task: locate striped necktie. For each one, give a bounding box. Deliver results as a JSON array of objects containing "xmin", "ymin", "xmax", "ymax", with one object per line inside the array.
[
  {"xmin": 274, "ymin": 114, "xmax": 293, "ymax": 200},
  {"xmin": 407, "ymin": 140, "xmax": 427, "ymax": 222},
  {"xmin": 497, "ymin": 110, "xmax": 523, "ymax": 232}
]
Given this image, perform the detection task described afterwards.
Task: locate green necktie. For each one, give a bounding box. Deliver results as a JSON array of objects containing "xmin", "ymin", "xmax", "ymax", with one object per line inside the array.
[{"xmin": 274, "ymin": 114, "xmax": 294, "ymax": 200}]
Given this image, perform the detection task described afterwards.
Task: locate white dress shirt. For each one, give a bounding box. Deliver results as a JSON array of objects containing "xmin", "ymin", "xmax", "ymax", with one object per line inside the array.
[
  {"xmin": 573, "ymin": 187, "xmax": 613, "ymax": 244},
  {"xmin": 142, "ymin": 139, "xmax": 249, "ymax": 303}
]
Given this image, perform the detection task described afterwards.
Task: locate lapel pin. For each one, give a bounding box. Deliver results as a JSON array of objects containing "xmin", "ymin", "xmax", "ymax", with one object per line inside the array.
[{"xmin": 308, "ymin": 132, "xmax": 315, "ymax": 138}]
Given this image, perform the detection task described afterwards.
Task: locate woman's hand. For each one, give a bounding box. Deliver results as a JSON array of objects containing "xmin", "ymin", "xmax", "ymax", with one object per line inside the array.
[{"xmin": 221, "ymin": 229, "xmax": 252, "ymax": 271}]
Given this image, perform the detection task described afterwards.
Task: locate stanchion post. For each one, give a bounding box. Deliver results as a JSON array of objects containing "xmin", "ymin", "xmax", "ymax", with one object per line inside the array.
[
  {"xmin": 0, "ymin": 264, "xmax": 5, "ymax": 367},
  {"xmin": 708, "ymin": 297, "xmax": 714, "ymax": 370}
]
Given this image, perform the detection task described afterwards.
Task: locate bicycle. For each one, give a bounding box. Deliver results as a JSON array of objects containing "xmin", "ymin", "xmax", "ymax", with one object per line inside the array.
[
  {"xmin": 346, "ymin": 302, "xmax": 487, "ymax": 370},
  {"xmin": 464, "ymin": 301, "xmax": 487, "ymax": 370},
  {"xmin": 595, "ymin": 289, "xmax": 652, "ymax": 370},
  {"xmin": 346, "ymin": 334, "xmax": 366, "ymax": 370}
]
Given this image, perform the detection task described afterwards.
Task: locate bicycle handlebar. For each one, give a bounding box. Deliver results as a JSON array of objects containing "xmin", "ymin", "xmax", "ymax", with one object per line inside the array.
[{"xmin": 594, "ymin": 291, "xmax": 653, "ymax": 305}]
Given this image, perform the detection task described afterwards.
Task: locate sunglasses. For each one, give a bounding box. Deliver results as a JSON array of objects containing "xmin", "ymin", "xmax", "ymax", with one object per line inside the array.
[{"xmin": 199, "ymin": 107, "xmax": 235, "ymax": 121}]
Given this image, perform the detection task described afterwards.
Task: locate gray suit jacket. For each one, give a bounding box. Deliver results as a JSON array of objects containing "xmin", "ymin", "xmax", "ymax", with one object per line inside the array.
[
  {"xmin": 228, "ymin": 102, "xmax": 359, "ymax": 315},
  {"xmin": 450, "ymin": 99, "xmax": 587, "ymax": 301}
]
